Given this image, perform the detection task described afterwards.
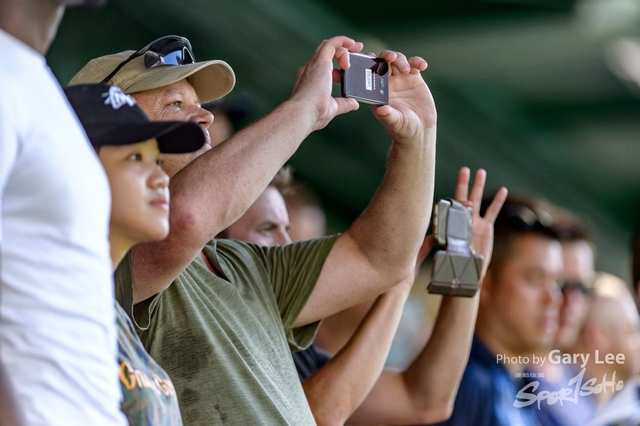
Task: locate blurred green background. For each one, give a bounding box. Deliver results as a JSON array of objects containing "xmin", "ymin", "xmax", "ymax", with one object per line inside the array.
[{"xmin": 48, "ymin": 0, "xmax": 640, "ymax": 282}]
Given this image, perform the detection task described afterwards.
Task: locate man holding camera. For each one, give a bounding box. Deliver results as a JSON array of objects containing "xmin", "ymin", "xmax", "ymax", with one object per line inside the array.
[{"xmin": 72, "ymin": 35, "xmax": 440, "ymax": 423}]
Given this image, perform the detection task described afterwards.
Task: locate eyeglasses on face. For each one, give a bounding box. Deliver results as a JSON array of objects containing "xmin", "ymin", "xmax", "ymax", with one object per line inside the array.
[
  {"xmin": 560, "ymin": 279, "xmax": 595, "ymax": 295},
  {"xmin": 100, "ymin": 35, "xmax": 195, "ymax": 85}
]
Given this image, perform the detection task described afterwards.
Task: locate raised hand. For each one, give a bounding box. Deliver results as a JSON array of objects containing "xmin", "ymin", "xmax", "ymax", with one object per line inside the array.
[
  {"xmin": 289, "ymin": 36, "xmax": 364, "ymax": 131},
  {"xmin": 370, "ymin": 50, "xmax": 435, "ymax": 146},
  {"xmin": 453, "ymin": 167, "xmax": 508, "ymax": 276}
]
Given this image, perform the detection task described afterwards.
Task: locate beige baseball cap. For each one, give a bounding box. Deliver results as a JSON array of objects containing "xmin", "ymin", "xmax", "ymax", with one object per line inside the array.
[{"xmin": 69, "ymin": 50, "xmax": 235, "ymax": 103}]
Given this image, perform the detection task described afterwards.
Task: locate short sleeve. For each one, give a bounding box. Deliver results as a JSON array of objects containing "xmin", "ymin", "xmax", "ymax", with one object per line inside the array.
[{"xmin": 260, "ymin": 235, "xmax": 339, "ymax": 350}]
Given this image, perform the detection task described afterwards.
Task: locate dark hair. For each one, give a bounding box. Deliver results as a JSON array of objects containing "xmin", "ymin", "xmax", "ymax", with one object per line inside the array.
[
  {"xmin": 551, "ymin": 206, "xmax": 593, "ymax": 244},
  {"xmin": 481, "ymin": 193, "xmax": 563, "ymax": 274},
  {"xmin": 270, "ymin": 166, "xmax": 293, "ymax": 197},
  {"xmin": 202, "ymin": 93, "xmax": 256, "ymax": 132}
]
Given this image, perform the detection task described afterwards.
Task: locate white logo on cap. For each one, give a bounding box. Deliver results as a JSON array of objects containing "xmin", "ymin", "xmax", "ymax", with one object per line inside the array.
[{"xmin": 102, "ymin": 86, "xmax": 136, "ymax": 110}]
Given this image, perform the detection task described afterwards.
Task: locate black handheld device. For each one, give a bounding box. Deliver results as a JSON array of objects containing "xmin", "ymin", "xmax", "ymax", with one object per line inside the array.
[{"xmin": 341, "ymin": 53, "xmax": 389, "ymax": 106}]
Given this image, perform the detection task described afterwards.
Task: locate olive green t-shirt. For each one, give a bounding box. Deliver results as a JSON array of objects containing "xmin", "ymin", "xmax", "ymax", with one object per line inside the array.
[{"xmin": 122, "ymin": 236, "xmax": 338, "ymax": 425}]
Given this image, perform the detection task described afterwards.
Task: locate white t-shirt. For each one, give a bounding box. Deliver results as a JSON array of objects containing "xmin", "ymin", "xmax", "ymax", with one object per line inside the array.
[{"xmin": 0, "ymin": 30, "xmax": 126, "ymax": 426}]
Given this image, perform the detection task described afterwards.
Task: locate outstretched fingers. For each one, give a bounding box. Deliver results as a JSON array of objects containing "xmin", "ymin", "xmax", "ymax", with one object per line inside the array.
[
  {"xmin": 483, "ymin": 187, "xmax": 508, "ymax": 224},
  {"xmin": 454, "ymin": 167, "xmax": 471, "ymax": 202},
  {"xmin": 454, "ymin": 167, "xmax": 506, "ymax": 220},
  {"xmin": 469, "ymin": 169, "xmax": 487, "ymax": 217}
]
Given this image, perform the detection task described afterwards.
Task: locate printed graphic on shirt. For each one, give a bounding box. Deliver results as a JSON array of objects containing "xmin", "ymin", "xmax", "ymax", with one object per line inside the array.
[{"xmin": 116, "ymin": 303, "xmax": 182, "ymax": 426}]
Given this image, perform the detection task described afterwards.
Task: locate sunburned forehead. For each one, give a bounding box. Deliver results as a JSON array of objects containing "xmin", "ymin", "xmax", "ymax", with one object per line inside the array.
[{"xmin": 152, "ymin": 79, "xmax": 202, "ymax": 104}]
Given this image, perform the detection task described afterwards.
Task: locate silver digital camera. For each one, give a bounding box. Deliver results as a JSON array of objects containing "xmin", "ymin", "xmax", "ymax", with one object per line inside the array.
[{"xmin": 428, "ymin": 199, "xmax": 484, "ymax": 297}]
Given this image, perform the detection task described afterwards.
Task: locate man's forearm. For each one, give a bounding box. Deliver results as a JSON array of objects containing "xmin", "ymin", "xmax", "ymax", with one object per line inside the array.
[
  {"xmin": 131, "ymin": 99, "xmax": 318, "ymax": 303},
  {"xmin": 402, "ymin": 294, "xmax": 479, "ymax": 418},
  {"xmin": 295, "ymin": 129, "xmax": 436, "ymax": 325},
  {"xmin": 346, "ymin": 294, "xmax": 477, "ymax": 425},
  {"xmin": 303, "ymin": 285, "xmax": 410, "ymax": 425},
  {"xmin": 347, "ymin": 127, "xmax": 436, "ymax": 284}
]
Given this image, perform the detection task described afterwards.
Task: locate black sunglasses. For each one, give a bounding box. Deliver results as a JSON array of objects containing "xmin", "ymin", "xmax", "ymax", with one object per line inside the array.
[
  {"xmin": 560, "ymin": 271, "xmax": 598, "ymax": 295},
  {"xmin": 100, "ymin": 35, "xmax": 195, "ymax": 84},
  {"xmin": 560, "ymin": 279, "xmax": 595, "ymax": 295},
  {"xmin": 498, "ymin": 203, "xmax": 557, "ymax": 235}
]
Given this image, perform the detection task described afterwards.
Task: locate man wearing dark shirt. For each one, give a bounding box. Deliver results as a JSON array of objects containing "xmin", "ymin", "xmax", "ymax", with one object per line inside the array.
[{"xmin": 431, "ymin": 195, "xmax": 564, "ymax": 426}]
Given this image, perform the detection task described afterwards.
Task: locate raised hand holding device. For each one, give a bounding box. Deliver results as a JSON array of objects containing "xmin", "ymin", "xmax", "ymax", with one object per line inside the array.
[
  {"xmin": 341, "ymin": 52, "xmax": 389, "ymax": 106},
  {"xmin": 428, "ymin": 199, "xmax": 484, "ymax": 297}
]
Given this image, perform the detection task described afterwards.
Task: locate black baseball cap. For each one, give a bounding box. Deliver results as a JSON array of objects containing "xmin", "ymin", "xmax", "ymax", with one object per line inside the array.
[{"xmin": 63, "ymin": 83, "xmax": 206, "ymax": 153}]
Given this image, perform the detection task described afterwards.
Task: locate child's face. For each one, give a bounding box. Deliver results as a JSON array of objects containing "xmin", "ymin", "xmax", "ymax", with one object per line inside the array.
[{"xmin": 99, "ymin": 138, "xmax": 170, "ymax": 245}]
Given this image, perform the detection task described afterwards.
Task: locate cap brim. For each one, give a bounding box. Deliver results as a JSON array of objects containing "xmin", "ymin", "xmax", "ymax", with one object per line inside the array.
[
  {"xmin": 91, "ymin": 120, "xmax": 206, "ymax": 154},
  {"xmin": 126, "ymin": 60, "xmax": 236, "ymax": 104}
]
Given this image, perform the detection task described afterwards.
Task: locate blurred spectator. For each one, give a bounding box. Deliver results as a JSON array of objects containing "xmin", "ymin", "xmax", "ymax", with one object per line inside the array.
[
  {"xmin": 555, "ymin": 211, "xmax": 596, "ymax": 352},
  {"xmin": 431, "ymin": 195, "xmax": 564, "ymax": 426},
  {"xmin": 71, "ymin": 34, "xmax": 439, "ymax": 424},
  {"xmin": 573, "ymin": 274, "xmax": 640, "ymax": 403},
  {"xmin": 0, "ymin": 1, "xmax": 125, "ymax": 425},
  {"xmin": 216, "ymin": 167, "xmax": 294, "ymax": 246},
  {"xmin": 203, "ymin": 93, "xmax": 256, "ymax": 146},
  {"xmin": 586, "ymin": 224, "xmax": 640, "ymax": 426},
  {"xmin": 283, "ymin": 182, "xmax": 328, "ymax": 243},
  {"xmin": 525, "ymin": 209, "xmax": 597, "ymax": 426}
]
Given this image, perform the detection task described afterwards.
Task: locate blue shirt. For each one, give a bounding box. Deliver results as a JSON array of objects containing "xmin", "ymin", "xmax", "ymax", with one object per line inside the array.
[
  {"xmin": 292, "ymin": 344, "xmax": 332, "ymax": 381},
  {"xmin": 429, "ymin": 335, "xmax": 540, "ymax": 426},
  {"xmin": 523, "ymin": 364, "xmax": 596, "ymax": 426}
]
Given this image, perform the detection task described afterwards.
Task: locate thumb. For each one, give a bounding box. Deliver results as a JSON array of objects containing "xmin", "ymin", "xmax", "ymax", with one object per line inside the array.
[{"xmin": 371, "ymin": 104, "xmax": 401, "ymax": 128}]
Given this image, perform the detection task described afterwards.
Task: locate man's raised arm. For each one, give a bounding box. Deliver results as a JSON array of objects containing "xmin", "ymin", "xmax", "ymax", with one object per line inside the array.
[
  {"xmin": 130, "ymin": 37, "xmax": 364, "ymax": 303},
  {"xmin": 295, "ymin": 50, "xmax": 437, "ymax": 326},
  {"xmin": 347, "ymin": 168, "xmax": 508, "ymax": 425}
]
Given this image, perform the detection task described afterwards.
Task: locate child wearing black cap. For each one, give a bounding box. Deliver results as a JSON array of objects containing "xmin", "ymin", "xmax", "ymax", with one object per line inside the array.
[{"xmin": 64, "ymin": 83, "xmax": 206, "ymax": 426}]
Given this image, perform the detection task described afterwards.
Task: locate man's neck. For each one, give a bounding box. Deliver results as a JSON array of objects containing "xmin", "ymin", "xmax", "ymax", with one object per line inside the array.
[
  {"xmin": 476, "ymin": 328, "xmax": 528, "ymax": 374},
  {"xmin": 0, "ymin": 0, "xmax": 64, "ymax": 55}
]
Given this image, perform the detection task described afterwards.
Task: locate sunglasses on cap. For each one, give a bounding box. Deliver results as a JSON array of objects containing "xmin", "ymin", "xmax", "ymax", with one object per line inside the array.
[
  {"xmin": 100, "ymin": 35, "xmax": 195, "ymax": 85},
  {"xmin": 497, "ymin": 202, "xmax": 558, "ymax": 235}
]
